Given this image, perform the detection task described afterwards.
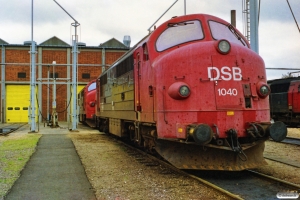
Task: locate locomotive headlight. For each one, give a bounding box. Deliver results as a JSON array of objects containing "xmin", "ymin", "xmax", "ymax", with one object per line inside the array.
[
  {"xmin": 256, "ymin": 82, "xmax": 270, "ymax": 98},
  {"xmin": 216, "ymin": 40, "xmax": 231, "ymax": 54},
  {"xmin": 179, "ymin": 85, "xmax": 190, "ymax": 97},
  {"xmin": 260, "ymin": 86, "xmax": 269, "ymax": 96},
  {"xmin": 168, "ymin": 82, "xmax": 191, "ymax": 100}
]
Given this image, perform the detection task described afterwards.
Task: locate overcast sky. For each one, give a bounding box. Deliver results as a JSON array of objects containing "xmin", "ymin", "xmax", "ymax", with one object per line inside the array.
[{"xmin": 1, "ymin": 0, "xmax": 299, "ymax": 80}]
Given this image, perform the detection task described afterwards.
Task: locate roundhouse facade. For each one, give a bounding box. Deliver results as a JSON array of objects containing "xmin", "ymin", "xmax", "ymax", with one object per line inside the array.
[{"xmin": 0, "ymin": 37, "xmax": 129, "ymax": 123}]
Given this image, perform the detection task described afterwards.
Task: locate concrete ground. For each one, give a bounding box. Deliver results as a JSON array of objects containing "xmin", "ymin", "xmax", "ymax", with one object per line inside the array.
[{"xmin": 4, "ymin": 122, "xmax": 98, "ymax": 200}]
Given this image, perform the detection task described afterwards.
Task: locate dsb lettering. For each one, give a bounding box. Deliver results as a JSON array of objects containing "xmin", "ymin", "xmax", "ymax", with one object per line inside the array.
[{"xmin": 208, "ymin": 67, "xmax": 242, "ymax": 81}]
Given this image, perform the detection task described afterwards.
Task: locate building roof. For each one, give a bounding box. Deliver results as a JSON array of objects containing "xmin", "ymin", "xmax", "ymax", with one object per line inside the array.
[
  {"xmin": 0, "ymin": 38, "xmax": 9, "ymax": 45},
  {"xmin": 99, "ymin": 38, "xmax": 128, "ymax": 48},
  {"xmin": 39, "ymin": 36, "xmax": 70, "ymax": 46},
  {"xmin": 0, "ymin": 36, "xmax": 129, "ymax": 50}
]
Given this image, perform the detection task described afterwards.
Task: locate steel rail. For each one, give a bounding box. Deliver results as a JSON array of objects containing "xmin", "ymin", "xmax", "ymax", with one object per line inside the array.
[
  {"xmin": 110, "ymin": 135, "xmax": 243, "ymax": 200},
  {"xmin": 247, "ymin": 169, "xmax": 300, "ymax": 190}
]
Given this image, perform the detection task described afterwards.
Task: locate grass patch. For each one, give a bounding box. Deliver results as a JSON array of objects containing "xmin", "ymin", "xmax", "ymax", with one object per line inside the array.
[{"xmin": 0, "ymin": 134, "xmax": 41, "ymax": 198}]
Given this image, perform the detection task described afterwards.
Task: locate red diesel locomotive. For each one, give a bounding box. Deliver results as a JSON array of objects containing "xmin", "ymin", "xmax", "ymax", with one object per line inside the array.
[
  {"xmin": 78, "ymin": 79, "xmax": 97, "ymax": 127},
  {"xmin": 94, "ymin": 14, "xmax": 287, "ymax": 170},
  {"xmin": 268, "ymin": 77, "xmax": 300, "ymax": 127}
]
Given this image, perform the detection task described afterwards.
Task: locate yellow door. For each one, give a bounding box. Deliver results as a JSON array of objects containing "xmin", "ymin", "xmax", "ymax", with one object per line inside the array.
[
  {"xmin": 70, "ymin": 85, "xmax": 85, "ymax": 122},
  {"xmin": 6, "ymin": 85, "xmax": 30, "ymax": 123}
]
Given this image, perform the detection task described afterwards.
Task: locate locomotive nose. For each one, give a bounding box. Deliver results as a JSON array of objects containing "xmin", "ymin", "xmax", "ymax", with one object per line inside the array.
[{"xmin": 267, "ymin": 121, "xmax": 287, "ymax": 142}]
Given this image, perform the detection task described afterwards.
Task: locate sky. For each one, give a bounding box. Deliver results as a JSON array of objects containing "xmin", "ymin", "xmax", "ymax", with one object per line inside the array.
[{"xmin": 1, "ymin": 0, "xmax": 299, "ymax": 80}]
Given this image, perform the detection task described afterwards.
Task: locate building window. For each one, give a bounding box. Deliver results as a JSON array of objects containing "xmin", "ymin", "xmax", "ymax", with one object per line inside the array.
[
  {"xmin": 82, "ymin": 73, "xmax": 90, "ymax": 79},
  {"xmin": 50, "ymin": 73, "xmax": 59, "ymax": 78},
  {"xmin": 18, "ymin": 72, "xmax": 26, "ymax": 78}
]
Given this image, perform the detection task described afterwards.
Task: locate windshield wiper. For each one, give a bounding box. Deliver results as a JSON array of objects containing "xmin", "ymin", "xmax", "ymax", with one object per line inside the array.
[
  {"xmin": 168, "ymin": 22, "xmax": 194, "ymax": 27},
  {"xmin": 228, "ymin": 24, "xmax": 246, "ymax": 46}
]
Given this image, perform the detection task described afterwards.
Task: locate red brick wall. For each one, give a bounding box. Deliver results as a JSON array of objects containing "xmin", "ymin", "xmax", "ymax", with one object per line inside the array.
[
  {"xmin": 78, "ymin": 50, "xmax": 102, "ymax": 81},
  {"xmin": 5, "ymin": 48, "xmax": 35, "ymax": 82},
  {"xmin": 106, "ymin": 51, "xmax": 126, "ymax": 65},
  {"xmin": 3, "ymin": 46, "xmax": 127, "ymax": 122}
]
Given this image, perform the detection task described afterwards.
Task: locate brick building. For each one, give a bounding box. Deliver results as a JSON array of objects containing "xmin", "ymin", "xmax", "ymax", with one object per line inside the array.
[{"xmin": 0, "ymin": 36, "xmax": 129, "ymax": 123}]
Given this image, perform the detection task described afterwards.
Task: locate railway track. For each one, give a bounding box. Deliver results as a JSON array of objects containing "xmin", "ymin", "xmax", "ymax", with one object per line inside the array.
[
  {"xmin": 113, "ymin": 135, "xmax": 300, "ymax": 200},
  {"xmin": 265, "ymin": 137, "xmax": 300, "ymax": 168},
  {"xmin": 0, "ymin": 123, "xmax": 26, "ymax": 136},
  {"xmin": 280, "ymin": 137, "xmax": 300, "ymax": 146},
  {"xmin": 187, "ymin": 168, "xmax": 300, "ymax": 200},
  {"xmin": 112, "ymin": 136, "xmax": 240, "ymax": 199},
  {"xmin": 109, "ymin": 135, "xmax": 300, "ymax": 200}
]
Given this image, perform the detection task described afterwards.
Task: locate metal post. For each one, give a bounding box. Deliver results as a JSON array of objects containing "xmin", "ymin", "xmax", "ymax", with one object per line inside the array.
[
  {"xmin": 1, "ymin": 45, "xmax": 5, "ymax": 123},
  {"xmin": 71, "ymin": 24, "xmax": 79, "ymax": 131},
  {"xmin": 250, "ymin": 0, "xmax": 259, "ymax": 53},
  {"xmin": 47, "ymin": 65, "xmax": 50, "ymax": 124},
  {"xmin": 52, "ymin": 61, "xmax": 58, "ymax": 128},
  {"xmin": 53, "ymin": 0, "xmax": 80, "ymax": 131},
  {"xmin": 102, "ymin": 48, "xmax": 106, "ymax": 73},
  {"xmin": 184, "ymin": 0, "xmax": 186, "ymax": 15},
  {"xmin": 29, "ymin": 0, "xmax": 36, "ymax": 132}
]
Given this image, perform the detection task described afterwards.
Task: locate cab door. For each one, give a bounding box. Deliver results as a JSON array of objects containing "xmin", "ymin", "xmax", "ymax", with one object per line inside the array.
[{"xmin": 134, "ymin": 45, "xmax": 154, "ymax": 122}]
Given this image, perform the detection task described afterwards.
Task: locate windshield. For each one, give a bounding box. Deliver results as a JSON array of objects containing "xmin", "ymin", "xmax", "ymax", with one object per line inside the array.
[
  {"xmin": 209, "ymin": 21, "xmax": 248, "ymax": 47},
  {"xmin": 88, "ymin": 82, "xmax": 96, "ymax": 92},
  {"xmin": 156, "ymin": 20, "xmax": 204, "ymax": 52}
]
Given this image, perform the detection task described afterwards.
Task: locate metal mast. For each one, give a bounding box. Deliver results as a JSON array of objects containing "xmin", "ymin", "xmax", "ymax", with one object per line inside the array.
[
  {"xmin": 250, "ymin": 0, "xmax": 259, "ymax": 53},
  {"xmin": 53, "ymin": 0, "xmax": 80, "ymax": 131},
  {"xmin": 243, "ymin": 0, "xmax": 259, "ymax": 53},
  {"xmin": 242, "ymin": 0, "xmax": 250, "ymax": 41},
  {"xmin": 29, "ymin": 0, "xmax": 37, "ymax": 132}
]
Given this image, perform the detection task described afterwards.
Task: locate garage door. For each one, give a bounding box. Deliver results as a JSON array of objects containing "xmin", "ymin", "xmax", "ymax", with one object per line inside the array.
[
  {"xmin": 70, "ymin": 85, "xmax": 86, "ymax": 122},
  {"xmin": 6, "ymin": 85, "xmax": 37, "ymax": 123}
]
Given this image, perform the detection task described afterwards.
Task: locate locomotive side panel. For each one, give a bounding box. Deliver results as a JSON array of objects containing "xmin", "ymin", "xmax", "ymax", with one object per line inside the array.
[
  {"xmin": 98, "ymin": 53, "xmax": 136, "ymax": 136},
  {"xmin": 134, "ymin": 45, "xmax": 155, "ymax": 123}
]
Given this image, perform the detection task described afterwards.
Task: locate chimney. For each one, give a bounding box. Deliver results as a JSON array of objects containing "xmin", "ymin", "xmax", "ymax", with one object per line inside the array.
[{"xmin": 123, "ymin": 35, "xmax": 131, "ymax": 47}]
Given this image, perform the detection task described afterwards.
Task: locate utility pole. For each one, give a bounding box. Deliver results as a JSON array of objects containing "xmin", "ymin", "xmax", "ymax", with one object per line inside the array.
[
  {"xmin": 51, "ymin": 61, "xmax": 58, "ymax": 128},
  {"xmin": 250, "ymin": 0, "xmax": 259, "ymax": 53},
  {"xmin": 53, "ymin": 0, "xmax": 79, "ymax": 131},
  {"xmin": 29, "ymin": 0, "xmax": 37, "ymax": 132}
]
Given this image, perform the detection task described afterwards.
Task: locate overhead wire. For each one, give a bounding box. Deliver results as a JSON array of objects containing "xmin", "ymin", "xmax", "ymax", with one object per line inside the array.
[{"xmin": 286, "ymin": 0, "xmax": 300, "ymax": 33}]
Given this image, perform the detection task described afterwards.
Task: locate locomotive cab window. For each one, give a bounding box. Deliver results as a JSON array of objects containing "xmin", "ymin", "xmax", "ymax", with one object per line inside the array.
[
  {"xmin": 88, "ymin": 82, "xmax": 96, "ymax": 92},
  {"xmin": 156, "ymin": 20, "xmax": 204, "ymax": 52},
  {"xmin": 143, "ymin": 43, "xmax": 149, "ymax": 61},
  {"xmin": 209, "ymin": 21, "xmax": 248, "ymax": 47}
]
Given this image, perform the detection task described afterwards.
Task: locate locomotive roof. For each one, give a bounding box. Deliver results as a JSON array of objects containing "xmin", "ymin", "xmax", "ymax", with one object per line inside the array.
[{"xmin": 97, "ymin": 13, "xmax": 248, "ymax": 79}]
